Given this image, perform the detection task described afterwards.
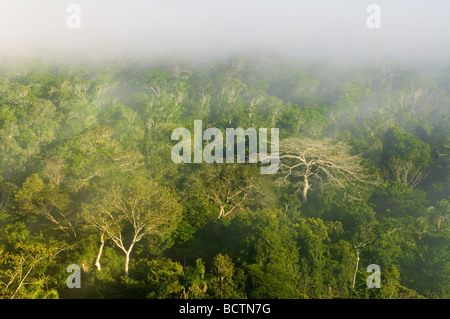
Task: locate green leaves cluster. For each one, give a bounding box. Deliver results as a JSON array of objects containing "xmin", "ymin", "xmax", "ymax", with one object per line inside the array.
[{"xmin": 0, "ymin": 56, "xmax": 448, "ymax": 299}]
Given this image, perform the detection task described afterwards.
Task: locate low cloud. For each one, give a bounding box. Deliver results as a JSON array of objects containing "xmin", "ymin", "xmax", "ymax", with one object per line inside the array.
[{"xmin": 0, "ymin": 0, "xmax": 449, "ymax": 65}]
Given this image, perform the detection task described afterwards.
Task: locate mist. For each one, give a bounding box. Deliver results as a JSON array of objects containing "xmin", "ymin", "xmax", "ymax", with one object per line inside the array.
[
  {"xmin": 1, "ymin": 0, "xmax": 449, "ymax": 303},
  {"xmin": 1, "ymin": 0, "xmax": 450, "ymax": 67}
]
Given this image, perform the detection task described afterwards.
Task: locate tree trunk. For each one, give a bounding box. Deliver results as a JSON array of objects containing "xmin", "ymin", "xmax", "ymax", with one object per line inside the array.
[
  {"xmin": 125, "ymin": 251, "xmax": 131, "ymax": 277},
  {"xmin": 218, "ymin": 205, "xmax": 225, "ymax": 219},
  {"xmin": 302, "ymin": 175, "xmax": 310, "ymax": 202},
  {"xmin": 352, "ymin": 248, "xmax": 360, "ymax": 288},
  {"xmin": 95, "ymin": 233, "xmax": 105, "ymax": 271}
]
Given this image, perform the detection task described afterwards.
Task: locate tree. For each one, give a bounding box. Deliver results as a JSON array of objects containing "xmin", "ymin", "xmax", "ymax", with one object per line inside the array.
[
  {"xmin": 181, "ymin": 258, "xmax": 208, "ymax": 299},
  {"xmin": 295, "ymin": 218, "xmax": 330, "ymax": 297},
  {"xmin": 209, "ymin": 254, "xmax": 237, "ymax": 299},
  {"xmin": 131, "ymin": 257, "xmax": 185, "ymax": 299},
  {"xmin": 14, "ymin": 174, "xmax": 76, "ymax": 238},
  {"xmin": 138, "ymin": 70, "xmax": 187, "ymax": 133},
  {"xmin": 278, "ymin": 138, "xmax": 380, "ymax": 202},
  {"xmin": 82, "ymin": 176, "xmax": 182, "ymax": 276},
  {"xmin": 189, "ymin": 164, "xmax": 261, "ymax": 219},
  {"xmin": 0, "ymin": 240, "xmax": 63, "ymax": 299},
  {"xmin": 299, "ymin": 104, "xmax": 330, "ymax": 138},
  {"xmin": 351, "ymin": 222, "xmax": 376, "ymax": 289},
  {"xmin": 0, "ymin": 176, "xmax": 17, "ymax": 220},
  {"xmin": 216, "ymin": 77, "xmax": 247, "ymax": 125},
  {"xmin": 382, "ymin": 127, "xmax": 431, "ymax": 188},
  {"xmin": 243, "ymin": 211, "xmax": 300, "ymax": 298},
  {"xmin": 55, "ymin": 125, "xmax": 145, "ymax": 193}
]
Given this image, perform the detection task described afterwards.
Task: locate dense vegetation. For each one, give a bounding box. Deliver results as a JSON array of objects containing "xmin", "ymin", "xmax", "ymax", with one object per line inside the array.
[{"xmin": 0, "ymin": 55, "xmax": 448, "ymax": 299}]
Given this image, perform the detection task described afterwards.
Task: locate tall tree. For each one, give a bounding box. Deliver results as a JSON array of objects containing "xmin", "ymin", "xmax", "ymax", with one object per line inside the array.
[
  {"xmin": 189, "ymin": 164, "xmax": 261, "ymax": 219},
  {"xmin": 209, "ymin": 254, "xmax": 237, "ymax": 299},
  {"xmin": 278, "ymin": 138, "xmax": 379, "ymax": 202},
  {"xmin": 382, "ymin": 127, "xmax": 431, "ymax": 188},
  {"xmin": 14, "ymin": 174, "xmax": 76, "ymax": 238},
  {"xmin": 82, "ymin": 176, "xmax": 182, "ymax": 276}
]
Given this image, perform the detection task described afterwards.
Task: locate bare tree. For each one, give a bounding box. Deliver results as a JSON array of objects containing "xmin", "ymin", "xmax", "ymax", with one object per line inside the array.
[
  {"xmin": 278, "ymin": 138, "xmax": 380, "ymax": 202},
  {"xmin": 387, "ymin": 158, "xmax": 428, "ymax": 188}
]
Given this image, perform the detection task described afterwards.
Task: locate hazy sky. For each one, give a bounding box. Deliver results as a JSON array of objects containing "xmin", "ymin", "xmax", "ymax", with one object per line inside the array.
[{"xmin": 1, "ymin": 0, "xmax": 449, "ymax": 64}]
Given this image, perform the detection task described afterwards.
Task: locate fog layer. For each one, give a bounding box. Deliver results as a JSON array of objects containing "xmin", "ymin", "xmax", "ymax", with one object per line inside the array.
[{"xmin": 1, "ymin": 0, "xmax": 450, "ymax": 65}]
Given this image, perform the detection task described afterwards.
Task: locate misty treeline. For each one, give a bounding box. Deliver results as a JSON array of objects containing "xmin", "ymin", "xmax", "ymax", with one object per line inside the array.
[{"xmin": 0, "ymin": 54, "xmax": 448, "ymax": 299}]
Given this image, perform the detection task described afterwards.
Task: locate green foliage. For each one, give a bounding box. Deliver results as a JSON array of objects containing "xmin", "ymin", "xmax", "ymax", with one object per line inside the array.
[
  {"xmin": 209, "ymin": 254, "xmax": 240, "ymax": 298},
  {"xmin": 0, "ymin": 239, "xmax": 62, "ymax": 299},
  {"xmin": 0, "ymin": 57, "xmax": 448, "ymax": 299}
]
